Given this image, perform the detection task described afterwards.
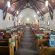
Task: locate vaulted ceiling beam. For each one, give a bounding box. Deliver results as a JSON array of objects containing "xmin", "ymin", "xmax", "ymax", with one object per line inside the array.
[
  {"xmin": 36, "ymin": 0, "xmax": 45, "ymax": 3},
  {"xmin": 29, "ymin": 0, "xmax": 37, "ymax": 11},
  {"xmin": 48, "ymin": 5, "xmax": 53, "ymax": 20},
  {"xmin": 11, "ymin": 0, "xmax": 19, "ymax": 4},
  {"xmin": 16, "ymin": 0, "xmax": 27, "ymax": 10},
  {"xmin": 3, "ymin": 0, "xmax": 8, "ymax": 19},
  {"xmin": 30, "ymin": 0, "xmax": 40, "ymax": 12}
]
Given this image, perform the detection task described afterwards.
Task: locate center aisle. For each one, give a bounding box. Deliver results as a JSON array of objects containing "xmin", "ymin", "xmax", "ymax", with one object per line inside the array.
[{"xmin": 15, "ymin": 26, "xmax": 39, "ymax": 55}]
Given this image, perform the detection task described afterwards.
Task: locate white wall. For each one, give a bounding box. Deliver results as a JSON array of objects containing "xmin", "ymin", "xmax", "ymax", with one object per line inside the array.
[
  {"xmin": 0, "ymin": 9, "xmax": 14, "ymax": 29},
  {"xmin": 39, "ymin": 9, "xmax": 55, "ymax": 30},
  {"xmin": 0, "ymin": 8, "xmax": 55, "ymax": 30},
  {"xmin": 0, "ymin": 9, "xmax": 4, "ymax": 29},
  {"xmin": 5, "ymin": 13, "xmax": 14, "ymax": 28}
]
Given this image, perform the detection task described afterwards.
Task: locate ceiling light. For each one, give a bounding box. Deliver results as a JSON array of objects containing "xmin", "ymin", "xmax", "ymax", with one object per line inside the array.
[
  {"xmin": 34, "ymin": 15, "xmax": 36, "ymax": 17},
  {"xmin": 27, "ymin": 18, "xmax": 29, "ymax": 21},
  {"xmin": 17, "ymin": 11, "xmax": 19, "ymax": 14},
  {"xmin": 37, "ymin": 11, "xmax": 39, "ymax": 14},
  {"xmin": 7, "ymin": 1, "xmax": 11, "ymax": 7},
  {"xmin": 45, "ymin": 0, "xmax": 48, "ymax": 7},
  {"xmin": 48, "ymin": 21, "xmax": 50, "ymax": 26}
]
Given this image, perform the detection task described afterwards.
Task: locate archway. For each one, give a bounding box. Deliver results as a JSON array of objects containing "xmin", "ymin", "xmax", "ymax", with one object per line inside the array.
[{"xmin": 17, "ymin": 8, "xmax": 39, "ymax": 25}]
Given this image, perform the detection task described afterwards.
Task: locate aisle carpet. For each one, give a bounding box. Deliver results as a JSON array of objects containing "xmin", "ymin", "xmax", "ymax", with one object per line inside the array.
[{"xmin": 15, "ymin": 26, "xmax": 39, "ymax": 55}]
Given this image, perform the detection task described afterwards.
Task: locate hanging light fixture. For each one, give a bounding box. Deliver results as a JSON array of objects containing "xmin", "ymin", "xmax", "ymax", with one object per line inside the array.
[
  {"xmin": 27, "ymin": 18, "xmax": 29, "ymax": 21},
  {"xmin": 37, "ymin": 11, "xmax": 39, "ymax": 14},
  {"xmin": 34, "ymin": 15, "xmax": 36, "ymax": 18},
  {"xmin": 45, "ymin": 0, "xmax": 48, "ymax": 7},
  {"xmin": 7, "ymin": 1, "xmax": 11, "ymax": 7},
  {"xmin": 16, "ymin": 11, "xmax": 19, "ymax": 14},
  {"xmin": 47, "ymin": 21, "xmax": 50, "ymax": 26}
]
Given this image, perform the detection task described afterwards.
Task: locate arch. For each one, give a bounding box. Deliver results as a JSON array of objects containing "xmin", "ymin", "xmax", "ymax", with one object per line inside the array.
[{"xmin": 17, "ymin": 8, "xmax": 39, "ymax": 24}]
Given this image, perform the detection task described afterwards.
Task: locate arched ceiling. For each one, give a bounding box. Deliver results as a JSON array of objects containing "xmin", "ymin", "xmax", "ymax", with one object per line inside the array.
[
  {"xmin": 0, "ymin": 0, "xmax": 55, "ymax": 19},
  {"xmin": 17, "ymin": 8, "xmax": 39, "ymax": 24}
]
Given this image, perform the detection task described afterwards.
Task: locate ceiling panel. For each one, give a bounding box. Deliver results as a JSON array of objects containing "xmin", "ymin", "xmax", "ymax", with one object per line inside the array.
[{"xmin": 0, "ymin": 0, "xmax": 55, "ymax": 16}]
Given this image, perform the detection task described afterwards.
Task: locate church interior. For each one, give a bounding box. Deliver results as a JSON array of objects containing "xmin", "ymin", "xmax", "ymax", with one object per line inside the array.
[{"xmin": 0, "ymin": 0, "xmax": 55, "ymax": 55}]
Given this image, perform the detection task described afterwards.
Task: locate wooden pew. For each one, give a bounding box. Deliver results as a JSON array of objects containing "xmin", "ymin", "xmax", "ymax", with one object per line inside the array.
[
  {"xmin": 0, "ymin": 46, "xmax": 9, "ymax": 55},
  {"xmin": 37, "ymin": 39, "xmax": 49, "ymax": 46},
  {"xmin": 0, "ymin": 32, "xmax": 15, "ymax": 55},
  {"xmin": 0, "ymin": 39, "xmax": 9, "ymax": 46},
  {"xmin": 39, "ymin": 47, "xmax": 55, "ymax": 55},
  {"xmin": 0, "ymin": 39, "xmax": 9, "ymax": 55}
]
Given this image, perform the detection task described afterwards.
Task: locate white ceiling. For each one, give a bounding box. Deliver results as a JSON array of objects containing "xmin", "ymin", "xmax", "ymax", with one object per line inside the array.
[{"xmin": 18, "ymin": 8, "xmax": 39, "ymax": 23}]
